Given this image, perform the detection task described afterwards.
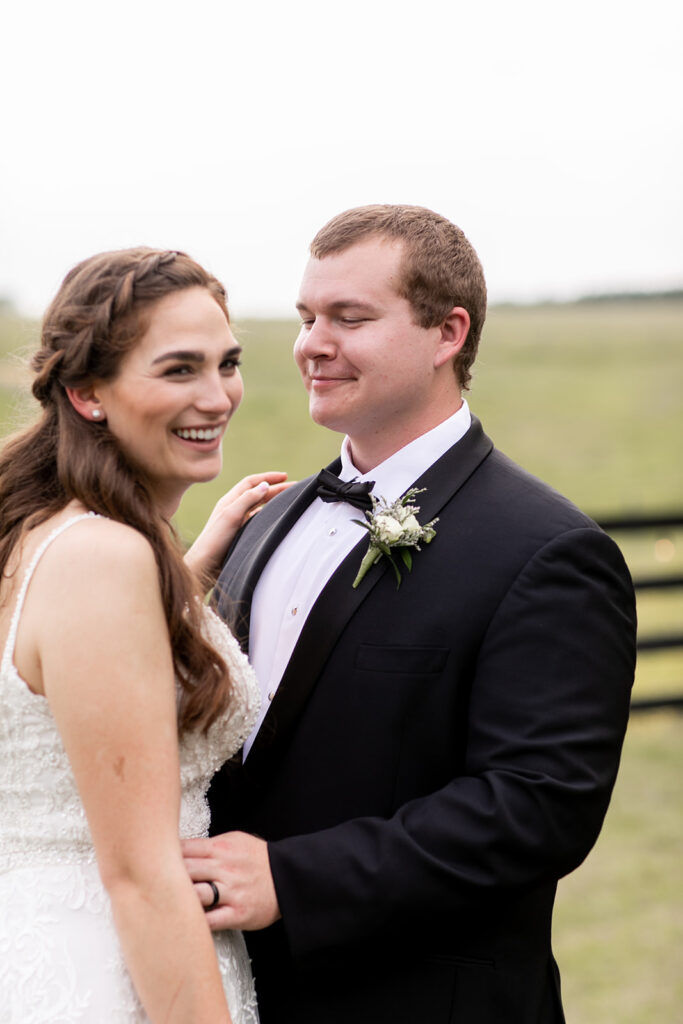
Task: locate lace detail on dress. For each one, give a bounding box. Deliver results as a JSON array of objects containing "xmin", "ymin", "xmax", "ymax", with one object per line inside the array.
[
  {"xmin": 0, "ymin": 514, "xmax": 261, "ymax": 1022},
  {"xmin": 178, "ymin": 606, "xmax": 262, "ymax": 840}
]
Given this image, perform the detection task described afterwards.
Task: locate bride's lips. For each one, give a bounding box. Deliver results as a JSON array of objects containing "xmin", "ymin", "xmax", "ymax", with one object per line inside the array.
[{"xmin": 171, "ymin": 423, "xmax": 226, "ymax": 448}]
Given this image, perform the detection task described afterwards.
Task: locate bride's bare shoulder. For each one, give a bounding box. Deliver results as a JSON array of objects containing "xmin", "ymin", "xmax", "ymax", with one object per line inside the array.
[
  {"xmin": 15, "ymin": 513, "xmax": 167, "ymax": 689},
  {"xmin": 33, "ymin": 513, "xmax": 159, "ymax": 593}
]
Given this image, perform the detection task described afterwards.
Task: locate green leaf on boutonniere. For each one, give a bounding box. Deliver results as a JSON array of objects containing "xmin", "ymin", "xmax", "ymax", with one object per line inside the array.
[{"xmin": 351, "ymin": 488, "xmax": 438, "ymax": 589}]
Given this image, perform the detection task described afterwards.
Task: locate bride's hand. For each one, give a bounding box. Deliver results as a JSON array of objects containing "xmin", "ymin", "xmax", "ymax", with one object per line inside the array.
[{"xmin": 184, "ymin": 472, "xmax": 290, "ymax": 585}]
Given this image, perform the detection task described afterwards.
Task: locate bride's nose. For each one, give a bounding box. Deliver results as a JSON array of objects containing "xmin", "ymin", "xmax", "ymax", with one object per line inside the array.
[{"xmin": 194, "ymin": 372, "xmax": 239, "ymax": 414}]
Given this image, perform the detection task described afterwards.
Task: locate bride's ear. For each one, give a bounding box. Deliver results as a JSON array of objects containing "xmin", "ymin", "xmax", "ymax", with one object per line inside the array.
[{"xmin": 65, "ymin": 386, "xmax": 106, "ymax": 423}]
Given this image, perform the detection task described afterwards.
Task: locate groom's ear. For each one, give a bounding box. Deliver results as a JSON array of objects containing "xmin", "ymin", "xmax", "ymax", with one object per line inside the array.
[{"xmin": 433, "ymin": 307, "xmax": 470, "ymax": 369}]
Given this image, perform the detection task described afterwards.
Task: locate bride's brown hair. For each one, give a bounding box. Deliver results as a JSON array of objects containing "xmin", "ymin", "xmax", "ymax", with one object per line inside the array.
[{"xmin": 0, "ymin": 247, "xmax": 232, "ymax": 734}]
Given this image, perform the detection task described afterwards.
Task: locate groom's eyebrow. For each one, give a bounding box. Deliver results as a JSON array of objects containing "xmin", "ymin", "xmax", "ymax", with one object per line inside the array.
[{"xmin": 296, "ymin": 300, "xmax": 380, "ymax": 314}]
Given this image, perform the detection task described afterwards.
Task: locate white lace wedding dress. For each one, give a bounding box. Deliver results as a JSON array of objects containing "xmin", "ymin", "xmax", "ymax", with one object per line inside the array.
[{"xmin": 0, "ymin": 514, "xmax": 261, "ymax": 1023}]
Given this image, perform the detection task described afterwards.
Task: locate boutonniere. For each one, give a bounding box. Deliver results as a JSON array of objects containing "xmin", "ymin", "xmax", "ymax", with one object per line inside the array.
[{"xmin": 352, "ymin": 488, "xmax": 438, "ymax": 589}]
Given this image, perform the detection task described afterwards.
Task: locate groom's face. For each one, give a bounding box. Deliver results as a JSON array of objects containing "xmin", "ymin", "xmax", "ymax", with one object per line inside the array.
[{"xmin": 294, "ymin": 237, "xmax": 447, "ymax": 453}]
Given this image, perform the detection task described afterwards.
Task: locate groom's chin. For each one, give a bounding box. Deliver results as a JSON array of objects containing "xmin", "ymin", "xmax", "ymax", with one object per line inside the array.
[{"xmin": 308, "ymin": 403, "xmax": 348, "ymax": 435}]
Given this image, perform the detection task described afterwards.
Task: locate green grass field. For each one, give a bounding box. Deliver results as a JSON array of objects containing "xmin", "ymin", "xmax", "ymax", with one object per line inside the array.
[{"xmin": 1, "ymin": 300, "xmax": 681, "ymax": 1021}]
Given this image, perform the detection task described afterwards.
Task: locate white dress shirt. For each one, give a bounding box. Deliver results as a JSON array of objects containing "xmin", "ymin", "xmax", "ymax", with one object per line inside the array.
[{"xmin": 243, "ymin": 401, "xmax": 472, "ymax": 756}]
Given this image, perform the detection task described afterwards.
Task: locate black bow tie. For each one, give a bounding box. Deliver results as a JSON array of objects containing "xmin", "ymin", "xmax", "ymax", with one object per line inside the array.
[{"xmin": 315, "ymin": 468, "xmax": 375, "ymax": 512}]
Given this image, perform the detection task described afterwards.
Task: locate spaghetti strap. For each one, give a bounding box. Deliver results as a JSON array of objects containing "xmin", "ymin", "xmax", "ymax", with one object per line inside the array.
[{"xmin": 1, "ymin": 512, "xmax": 100, "ymax": 674}]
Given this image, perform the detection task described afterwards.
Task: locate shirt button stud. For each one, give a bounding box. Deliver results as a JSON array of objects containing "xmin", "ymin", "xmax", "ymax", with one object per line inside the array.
[{"xmin": 291, "ymin": 607, "xmax": 298, "ymax": 616}]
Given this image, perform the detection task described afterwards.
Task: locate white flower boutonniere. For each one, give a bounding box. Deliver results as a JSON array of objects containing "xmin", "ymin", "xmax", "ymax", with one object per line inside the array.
[{"xmin": 352, "ymin": 488, "xmax": 438, "ymax": 589}]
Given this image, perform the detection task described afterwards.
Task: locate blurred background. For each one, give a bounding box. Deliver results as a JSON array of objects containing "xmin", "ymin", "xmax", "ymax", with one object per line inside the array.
[{"xmin": 2, "ymin": 1, "xmax": 681, "ymax": 1019}]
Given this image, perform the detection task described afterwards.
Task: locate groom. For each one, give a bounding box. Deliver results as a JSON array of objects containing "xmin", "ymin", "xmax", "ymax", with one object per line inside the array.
[{"xmin": 184, "ymin": 205, "xmax": 637, "ymax": 1023}]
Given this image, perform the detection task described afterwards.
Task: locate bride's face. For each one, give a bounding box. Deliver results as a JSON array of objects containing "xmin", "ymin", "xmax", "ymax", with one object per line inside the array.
[{"xmin": 95, "ymin": 286, "xmax": 243, "ymax": 514}]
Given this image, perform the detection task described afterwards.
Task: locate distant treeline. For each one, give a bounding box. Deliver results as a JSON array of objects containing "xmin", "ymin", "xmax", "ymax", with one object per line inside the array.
[
  {"xmin": 576, "ymin": 289, "xmax": 683, "ymax": 304},
  {"xmin": 1, "ymin": 290, "xmax": 682, "ymax": 319},
  {"xmin": 494, "ymin": 288, "xmax": 683, "ymax": 309}
]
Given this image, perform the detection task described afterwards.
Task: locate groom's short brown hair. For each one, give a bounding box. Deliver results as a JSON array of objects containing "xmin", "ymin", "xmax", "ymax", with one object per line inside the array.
[{"xmin": 310, "ymin": 204, "xmax": 487, "ymax": 390}]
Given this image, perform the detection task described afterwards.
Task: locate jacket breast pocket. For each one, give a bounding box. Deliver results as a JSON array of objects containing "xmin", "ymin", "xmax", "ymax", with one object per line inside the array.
[{"xmin": 354, "ymin": 644, "xmax": 449, "ymax": 675}]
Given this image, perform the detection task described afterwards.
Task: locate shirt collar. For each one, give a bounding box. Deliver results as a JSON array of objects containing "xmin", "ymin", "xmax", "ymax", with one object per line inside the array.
[{"xmin": 339, "ymin": 400, "xmax": 471, "ymax": 503}]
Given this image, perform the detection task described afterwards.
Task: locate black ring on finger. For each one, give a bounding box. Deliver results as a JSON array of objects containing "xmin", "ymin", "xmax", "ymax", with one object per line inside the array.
[{"xmin": 205, "ymin": 880, "xmax": 220, "ymax": 911}]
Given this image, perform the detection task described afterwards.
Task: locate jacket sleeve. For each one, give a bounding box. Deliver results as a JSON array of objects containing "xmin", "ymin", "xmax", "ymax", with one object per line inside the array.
[{"xmin": 267, "ymin": 527, "xmax": 637, "ymax": 960}]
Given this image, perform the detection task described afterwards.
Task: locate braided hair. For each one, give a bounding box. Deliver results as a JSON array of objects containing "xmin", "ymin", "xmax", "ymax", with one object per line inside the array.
[{"xmin": 0, "ymin": 248, "xmax": 233, "ymax": 734}]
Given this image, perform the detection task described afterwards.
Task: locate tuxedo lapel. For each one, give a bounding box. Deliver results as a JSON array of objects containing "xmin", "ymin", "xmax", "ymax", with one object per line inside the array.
[
  {"xmin": 243, "ymin": 527, "xmax": 390, "ymax": 781},
  {"xmin": 214, "ymin": 465, "xmax": 340, "ymax": 649},
  {"xmin": 407, "ymin": 415, "xmax": 493, "ymax": 523},
  {"xmin": 242, "ymin": 416, "xmax": 494, "ymax": 784}
]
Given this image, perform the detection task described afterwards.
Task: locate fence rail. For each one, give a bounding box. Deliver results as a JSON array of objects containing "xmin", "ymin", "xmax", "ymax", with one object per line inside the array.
[{"xmin": 596, "ymin": 513, "xmax": 683, "ymax": 713}]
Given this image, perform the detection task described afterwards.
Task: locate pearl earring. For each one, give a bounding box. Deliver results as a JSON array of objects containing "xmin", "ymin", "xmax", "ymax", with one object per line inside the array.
[{"xmin": 92, "ymin": 409, "xmax": 102, "ymax": 420}]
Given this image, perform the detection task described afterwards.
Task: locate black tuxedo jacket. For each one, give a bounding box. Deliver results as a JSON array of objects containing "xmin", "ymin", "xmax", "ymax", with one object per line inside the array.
[{"xmin": 209, "ymin": 418, "xmax": 637, "ymax": 1024}]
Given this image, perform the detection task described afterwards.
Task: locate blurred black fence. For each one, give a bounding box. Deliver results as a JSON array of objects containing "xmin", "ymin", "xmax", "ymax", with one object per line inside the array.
[{"xmin": 597, "ymin": 513, "xmax": 683, "ymax": 713}]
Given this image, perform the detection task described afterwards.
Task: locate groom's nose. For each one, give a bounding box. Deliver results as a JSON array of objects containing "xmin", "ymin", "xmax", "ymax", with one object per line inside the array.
[{"xmin": 295, "ymin": 317, "xmax": 338, "ymax": 363}]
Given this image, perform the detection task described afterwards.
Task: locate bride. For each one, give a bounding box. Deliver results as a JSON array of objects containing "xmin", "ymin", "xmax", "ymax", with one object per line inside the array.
[{"xmin": 0, "ymin": 248, "xmax": 287, "ymax": 1022}]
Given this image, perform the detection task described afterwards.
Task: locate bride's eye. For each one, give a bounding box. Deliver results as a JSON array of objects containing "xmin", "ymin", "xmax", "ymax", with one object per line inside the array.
[
  {"xmin": 163, "ymin": 364, "xmax": 193, "ymax": 377},
  {"xmin": 220, "ymin": 356, "xmax": 242, "ymax": 375}
]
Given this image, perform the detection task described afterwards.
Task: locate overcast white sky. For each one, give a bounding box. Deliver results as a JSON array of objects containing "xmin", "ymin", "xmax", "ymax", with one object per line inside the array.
[{"xmin": 2, "ymin": 0, "xmax": 681, "ymax": 318}]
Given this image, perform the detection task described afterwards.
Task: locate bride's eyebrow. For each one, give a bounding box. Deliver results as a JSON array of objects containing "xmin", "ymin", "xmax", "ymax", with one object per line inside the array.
[
  {"xmin": 151, "ymin": 346, "xmax": 241, "ymax": 366},
  {"xmin": 152, "ymin": 350, "xmax": 205, "ymax": 365}
]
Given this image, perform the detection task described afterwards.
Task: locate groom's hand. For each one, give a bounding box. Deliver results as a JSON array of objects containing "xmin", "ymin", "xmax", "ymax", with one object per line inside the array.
[{"xmin": 181, "ymin": 832, "xmax": 281, "ymax": 931}]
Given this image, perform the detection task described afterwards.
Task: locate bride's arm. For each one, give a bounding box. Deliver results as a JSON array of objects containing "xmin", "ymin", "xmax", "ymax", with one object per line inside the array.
[
  {"xmin": 184, "ymin": 471, "xmax": 289, "ymax": 586},
  {"xmin": 37, "ymin": 518, "xmax": 233, "ymax": 1024}
]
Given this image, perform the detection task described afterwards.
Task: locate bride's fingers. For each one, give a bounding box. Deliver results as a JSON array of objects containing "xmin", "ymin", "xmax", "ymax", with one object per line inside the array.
[
  {"xmin": 231, "ymin": 480, "xmax": 270, "ymax": 518},
  {"xmin": 185, "ymin": 475, "xmax": 292, "ymax": 581},
  {"xmin": 208, "ymin": 475, "xmax": 291, "ymax": 526},
  {"xmin": 223, "ymin": 481, "xmax": 280, "ymax": 524},
  {"xmin": 219, "ymin": 472, "xmax": 289, "ymax": 506},
  {"xmin": 244, "ymin": 481, "xmax": 292, "ymax": 518}
]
